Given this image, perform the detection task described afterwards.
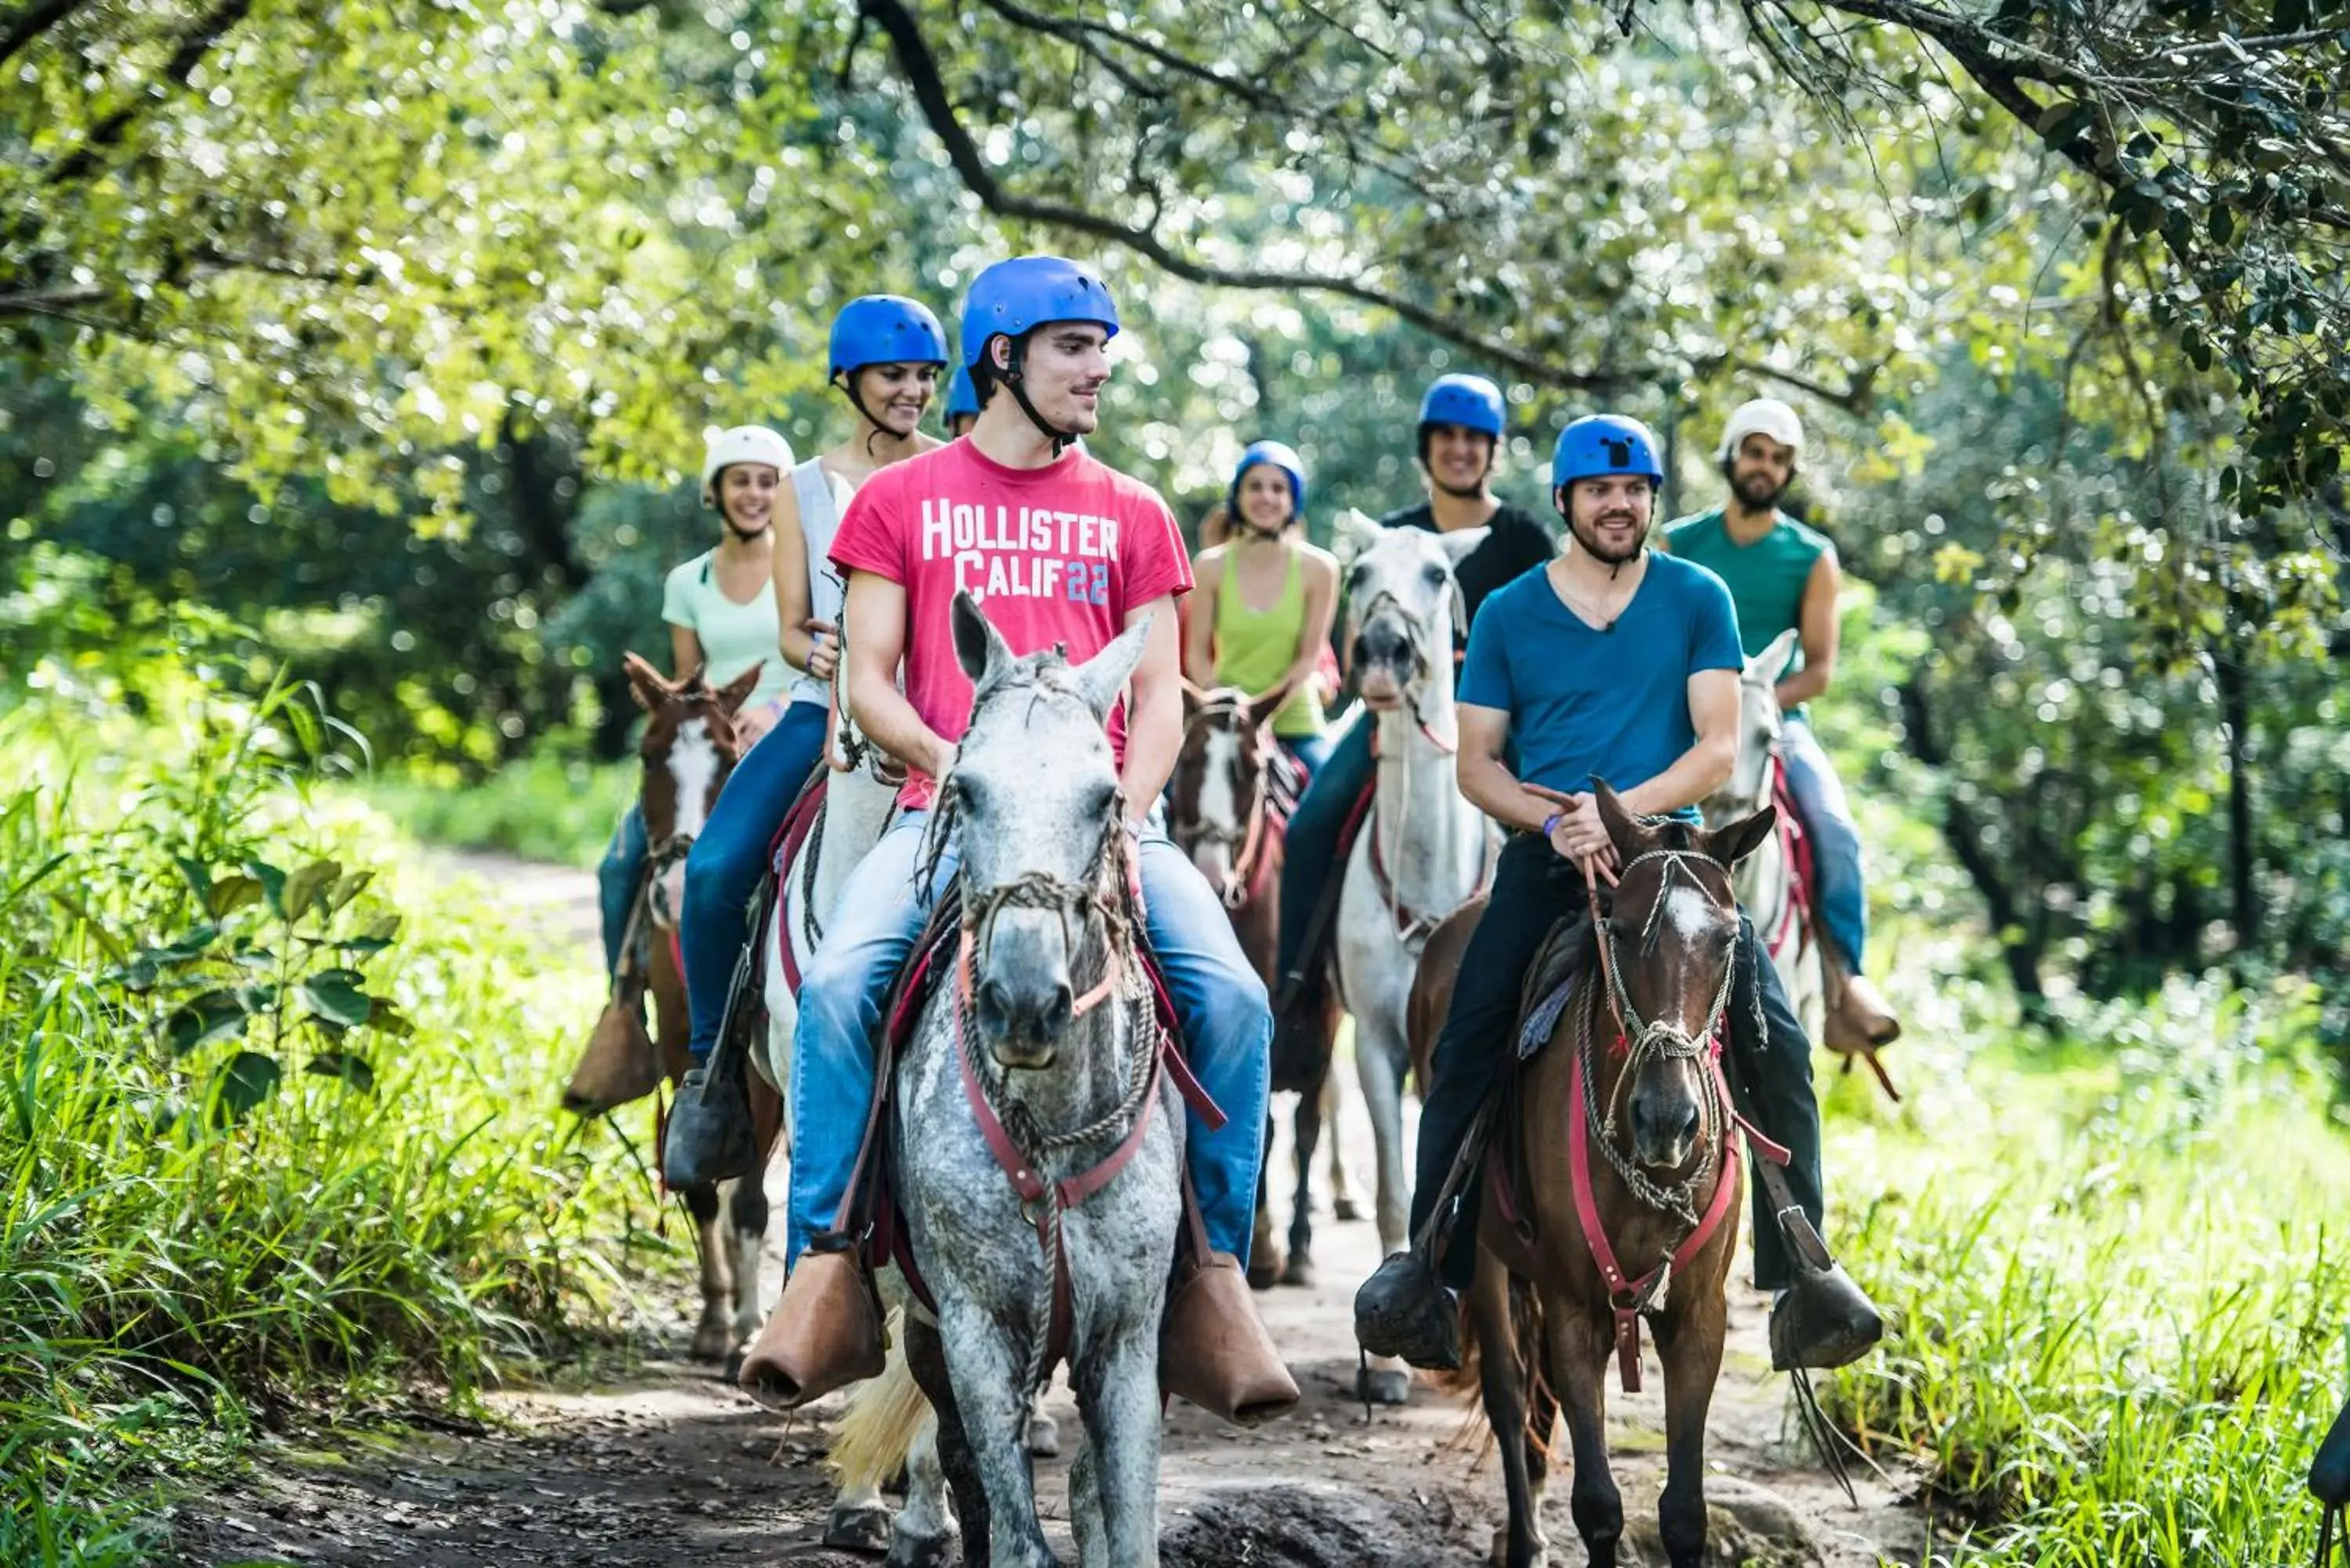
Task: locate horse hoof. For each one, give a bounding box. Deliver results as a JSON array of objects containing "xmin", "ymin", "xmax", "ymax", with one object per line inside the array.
[
  {"xmin": 884, "ymin": 1531, "xmax": 956, "ymax": 1568},
  {"xmin": 1247, "ymin": 1257, "xmax": 1283, "ymax": 1292},
  {"xmin": 1025, "ymin": 1412, "xmax": 1061, "ymax": 1458},
  {"xmin": 824, "ymin": 1504, "xmax": 894, "ymax": 1555},
  {"xmin": 721, "ymin": 1347, "xmax": 746, "ymax": 1383},
  {"xmin": 689, "ymin": 1324, "xmax": 733, "ymax": 1364},
  {"xmin": 1332, "ymin": 1196, "xmax": 1363, "ymax": 1223},
  {"xmin": 1354, "ymin": 1366, "xmax": 1413, "ymax": 1406},
  {"xmin": 1280, "ymin": 1255, "xmax": 1316, "ymax": 1288}
]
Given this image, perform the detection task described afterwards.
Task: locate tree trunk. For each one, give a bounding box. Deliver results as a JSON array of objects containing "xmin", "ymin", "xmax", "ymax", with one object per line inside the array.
[
  {"xmin": 2215, "ymin": 642, "xmax": 2258, "ymax": 950},
  {"xmin": 1898, "ymin": 671, "xmax": 2048, "ymax": 1010}
]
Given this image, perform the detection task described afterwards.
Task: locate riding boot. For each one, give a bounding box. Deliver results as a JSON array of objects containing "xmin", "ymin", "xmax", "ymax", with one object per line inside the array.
[
  {"xmin": 663, "ymin": 1053, "xmax": 757, "ymax": 1188},
  {"xmin": 1352, "ymin": 1251, "xmax": 1461, "ymax": 1371},
  {"xmin": 737, "ymin": 1233, "xmax": 886, "ymax": 1411},
  {"xmin": 1159, "ymin": 1252, "xmax": 1300, "ymax": 1426}
]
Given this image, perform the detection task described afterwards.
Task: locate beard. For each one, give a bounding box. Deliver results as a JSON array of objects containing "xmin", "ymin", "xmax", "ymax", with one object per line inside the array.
[
  {"xmin": 1572, "ymin": 513, "xmax": 1645, "ymax": 566},
  {"xmin": 1730, "ymin": 465, "xmax": 1788, "ymax": 511}
]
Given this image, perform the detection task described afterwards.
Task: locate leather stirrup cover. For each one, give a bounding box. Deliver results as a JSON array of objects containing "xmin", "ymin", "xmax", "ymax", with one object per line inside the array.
[
  {"xmin": 738, "ymin": 1248, "xmax": 886, "ymax": 1411},
  {"xmin": 1159, "ymin": 1252, "xmax": 1300, "ymax": 1428},
  {"xmin": 563, "ymin": 993, "xmax": 660, "ymax": 1115}
]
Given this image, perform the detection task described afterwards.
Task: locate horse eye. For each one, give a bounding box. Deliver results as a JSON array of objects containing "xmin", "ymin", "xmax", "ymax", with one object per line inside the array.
[
  {"xmin": 1347, "ymin": 564, "xmax": 1370, "ymax": 590},
  {"xmin": 955, "ymin": 776, "xmax": 985, "ymax": 812},
  {"xmin": 1086, "ymin": 779, "xmax": 1119, "ymax": 818},
  {"xmin": 1422, "ymin": 563, "xmax": 1448, "ymax": 587}
]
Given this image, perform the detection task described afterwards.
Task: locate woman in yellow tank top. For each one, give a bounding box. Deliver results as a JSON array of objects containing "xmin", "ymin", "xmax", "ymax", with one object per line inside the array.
[{"xmin": 1183, "ymin": 441, "xmax": 1340, "ymax": 775}]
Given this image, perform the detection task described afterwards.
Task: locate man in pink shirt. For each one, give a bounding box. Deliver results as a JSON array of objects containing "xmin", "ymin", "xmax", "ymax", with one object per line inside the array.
[{"xmin": 742, "ymin": 256, "xmax": 1292, "ymax": 1422}]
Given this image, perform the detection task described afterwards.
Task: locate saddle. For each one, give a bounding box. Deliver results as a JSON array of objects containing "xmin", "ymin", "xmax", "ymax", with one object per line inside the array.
[
  {"xmin": 846, "ymin": 877, "xmax": 1218, "ymax": 1378},
  {"xmin": 1770, "ymin": 756, "xmax": 1820, "ymax": 939},
  {"xmin": 767, "ymin": 770, "xmax": 833, "ymax": 994}
]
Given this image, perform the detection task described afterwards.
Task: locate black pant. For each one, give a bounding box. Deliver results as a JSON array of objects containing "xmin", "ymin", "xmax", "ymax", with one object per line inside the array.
[{"xmin": 1411, "ymin": 832, "xmax": 1826, "ymax": 1291}]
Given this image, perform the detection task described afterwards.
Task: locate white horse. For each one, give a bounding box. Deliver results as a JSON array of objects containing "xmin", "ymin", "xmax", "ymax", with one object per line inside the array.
[
  {"xmin": 1700, "ymin": 628, "xmax": 1825, "ymax": 1042},
  {"xmin": 1329, "ymin": 514, "xmax": 1494, "ymax": 1406}
]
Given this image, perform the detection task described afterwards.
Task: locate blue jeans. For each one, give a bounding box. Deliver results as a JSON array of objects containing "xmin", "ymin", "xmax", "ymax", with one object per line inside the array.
[
  {"xmin": 1272, "ymin": 709, "xmax": 1374, "ymax": 982},
  {"xmin": 1781, "ymin": 716, "xmax": 1867, "ymax": 973},
  {"xmin": 595, "ymin": 804, "xmax": 650, "ymax": 977},
  {"xmin": 681, "ymin": 699, "xmax": 831, "ymax": 1060},
  {"xmin": 787, "ymin": 810, "xmax": 1272, "ymax": 1267},
  {"xmin": 1278, "ymin": 729, "xmax": 1335, "ymax": 779}
]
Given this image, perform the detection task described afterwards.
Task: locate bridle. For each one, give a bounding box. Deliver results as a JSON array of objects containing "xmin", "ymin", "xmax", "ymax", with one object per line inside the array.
[
  {"xmin": 642, "ymin": 692, "xmax": 747, "ymax": 927},
  {"xmin": 1582, "ymin": 847, "xmax": 1741, "ymax": 1232},
  {"xmin": 1175, "ymin": 693, "xmax": 1276, "ymax": 910},
  {"xmin": 1354, "ymin": 585, "xmax": 1461, "ymax": 753}
]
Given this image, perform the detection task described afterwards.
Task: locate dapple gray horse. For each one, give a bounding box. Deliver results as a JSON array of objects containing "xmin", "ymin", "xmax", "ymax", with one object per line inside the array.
[
  {"xmin": 1330, "ymin": 513, "xmax": 1495, "ymax": 1405},
  {"xmin": 1698, "ymin": 628, "xmax": 1824, "ymax": 1042},
  {"xmin": 863, "ymin": 595, "xmax": 1181, "ymax": 1568}
]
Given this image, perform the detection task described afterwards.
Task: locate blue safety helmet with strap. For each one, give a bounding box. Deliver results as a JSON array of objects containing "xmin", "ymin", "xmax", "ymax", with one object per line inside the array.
[
  {"xmin": 1552, "ymin": 414, "xmax": 1666, "ymax": 489},
  {"xmin": 943, "ymin": 364, "xmax": 980, "ymax": 423},
  {"xmin": 1228, "ymin": 439, "xmax": 1307, "ymax": 525},
  {"xmin": 828, "ymin": 295, "xmax": 948, "ymax": 380},
  {"xmin": 960, "ymin": 255, "xmax": 1121, "ymax": 452},
  {"xmin": 1417, "ymin": 374, "xmax": 1506, "ymax": 439}
]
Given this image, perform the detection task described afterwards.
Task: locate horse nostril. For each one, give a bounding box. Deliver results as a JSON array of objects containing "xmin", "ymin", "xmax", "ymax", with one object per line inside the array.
[{"xmin": 1679, "ymin": 1104, "xmax": 1701, "ymax": 1146}]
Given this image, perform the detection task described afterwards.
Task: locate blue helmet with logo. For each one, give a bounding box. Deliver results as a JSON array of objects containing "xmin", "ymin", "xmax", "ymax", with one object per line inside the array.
[
  {"xmin": 1417, "ymin": 373, "xmax": 1506, "ymax": 439},
  {"xmin": 827, "ymin": 295, "xmax": 948, "ymax": 381},
  {"xmin": 944, "ymin": 364, "xmax": 980, "ymax": 422},
  {"xmin": 1229, "ymin": 439, "xmax": 1307, "ymax": 522},
  {"xmin": 960, "ymin": 255, "xmax": 1120, "ymax": 369},
  {"xmin": 1553, "ymin": 414, "xmax": 1666, "ymax": 489}
]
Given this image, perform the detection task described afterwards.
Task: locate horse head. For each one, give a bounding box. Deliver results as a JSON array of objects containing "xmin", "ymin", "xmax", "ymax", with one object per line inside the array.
[
  {"xmin": 1591, "ymin": 781, "xmax": 1776, "ymax": 1170},
  {"xmin": 1171, "ymin": 677, "xmax": 1292, "ymax": 905},
  {"xmin": 1704, "ymin": 628, "xmax": 1799, "ymax": 829},
  {"xmin": 624, "ymin": 652, "xmax": 761, "ymax": 927},
  {"xmin": 944, "ymin": 590, "xmax": 1151, "ymax": 1069},
  {"xmin": 1332, "ymin": 511, "xmax": 1487, "ymax": 715}
]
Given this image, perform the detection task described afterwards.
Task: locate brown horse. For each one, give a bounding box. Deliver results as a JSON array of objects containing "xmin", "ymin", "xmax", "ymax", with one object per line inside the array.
[
  {"xmin": 563, "ymin": 653, "xmax": 785, "ymax": 1367},
  {"xmin": 1167, "ymin": 681, "xmax": 1350, "ymax": 1288},
  {"xmin": 1415, "ymin": 784, "xmax": 1775, "ymax": 1568}
]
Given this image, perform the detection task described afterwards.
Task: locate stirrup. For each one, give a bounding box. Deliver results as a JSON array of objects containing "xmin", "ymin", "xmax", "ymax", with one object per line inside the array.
[{"xmin": 737, "ymin": 1241, "xmax": 886, "ymax": 1411}]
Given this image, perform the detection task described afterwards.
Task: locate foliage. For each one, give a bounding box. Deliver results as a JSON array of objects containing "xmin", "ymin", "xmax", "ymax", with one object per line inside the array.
[
  {"xmin": 0, "ymin": 633, "xmax": 670, "ymax": 1562},
  {"xmin": 350, "ymin": 753, "xmax": 637, "ymax": 868},
  {"xmin": 1822, "ymin": 974, "xmax": 2350, "ymax": 1563}
]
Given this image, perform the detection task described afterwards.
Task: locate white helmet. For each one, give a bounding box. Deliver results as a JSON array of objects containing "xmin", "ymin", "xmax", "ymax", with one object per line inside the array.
[
  {"xmin": 700, "ymin": 425, "xmax": 794, "ymax": 503},
  {"xmin": 1716, "ymin": 398, "xmax": 1805, "ymax": 464}
]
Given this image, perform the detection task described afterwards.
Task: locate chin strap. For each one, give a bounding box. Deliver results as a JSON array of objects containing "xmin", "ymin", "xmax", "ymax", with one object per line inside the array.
[{"xmin": 1001, "ymin": 338, "xmax": 1078, "ymax": 455}]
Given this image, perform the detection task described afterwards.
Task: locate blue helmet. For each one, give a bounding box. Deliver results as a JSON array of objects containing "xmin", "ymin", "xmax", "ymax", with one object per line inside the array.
[
  {"xmin": 828, "ymin": 295, "xmax": 948, "ymax": 381},
  {"xmin": 1417, "ymin": 373, "xmax": 1506, "ymax": 439},
  {"xmin": 1553, "ymin": 414, "xmax": 1666, "ymax": 488},
  {"xmin": 944, "ymin": 364, "xmax": 980, "ymax": 422},
  {"xmin": 1229, "ymin": 440, "xmax": 1307, "ymax": 521},
  {"xmin": 960, "ymin": 255, "xmax": 1119, "ymax": 369}
]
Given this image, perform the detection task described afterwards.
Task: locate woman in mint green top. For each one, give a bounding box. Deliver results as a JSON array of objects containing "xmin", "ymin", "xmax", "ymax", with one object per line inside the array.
[{"xmin": 1183, "ymin": 441, "xmax": 1340, "ymax": 775}]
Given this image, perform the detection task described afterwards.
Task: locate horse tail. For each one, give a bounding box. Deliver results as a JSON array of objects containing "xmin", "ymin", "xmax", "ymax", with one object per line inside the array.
[
  {"xmin": 1434, "ymin": 1274, "xmax": 1552, "ymax": 1460},
  {"xmin": 827, "ymin": 1315, "xmax": 928, "ymax": 1494}
]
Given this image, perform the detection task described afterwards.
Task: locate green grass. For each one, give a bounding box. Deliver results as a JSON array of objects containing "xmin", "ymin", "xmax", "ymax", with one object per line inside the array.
[
  {"xmin": 345, "ymin": 752, "xmax": 636, "ymax": 867},
  {"xmin": 1820, "ymin": 970, "xmax": 2350, "ymax": 1565},
  {"xmin": 0, "ymin": 674, "xmax": 674, "ymax": 1564}
]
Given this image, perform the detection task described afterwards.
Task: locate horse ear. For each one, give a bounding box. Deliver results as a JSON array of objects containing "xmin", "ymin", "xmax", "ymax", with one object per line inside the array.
[
  {"xmin": 952, "ymin": 590, "xmax": 1013, "ymax": 688},
  {"xmin": 1331, "ymin": 508, "xmax": 1383, "ymax": 562},
  {"xmin": 1708, "ymin": 802, "xmax": 1778, "ymax": 867},
  {"xmin": 1073, "ymin": 612, "xmax": 1154, "ymax": 722},
  {"xmin": 1747, "ymin": 628, "xmax": 1800, "ymax": 686},
  {"xmin": 1180, "ymin": 677, "xmax": 1209, "ymax": 718},
  {"xmin": 622, "ymin": 652, "xmax": 672, "ymax": 711},
  {"xmin": 1591, "ymin": 778, "xmax": 1650, "ymax": 857},
  {"xmin": 714, "ymin": 661, "xmax": 763, "ymax": 715},
  {"xmin": 1246, "ymin": 674, "xmax": 1297, "ymax": 728},
  {"xmin": 1434, "ymin": 526, "xmax": 1491, "ymax": 566}
]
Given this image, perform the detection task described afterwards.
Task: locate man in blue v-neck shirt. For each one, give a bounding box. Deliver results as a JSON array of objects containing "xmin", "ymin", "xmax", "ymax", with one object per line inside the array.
[{"xmin": 1353, "ymin": 414, "xmax": 1882, "ymax": 1376}]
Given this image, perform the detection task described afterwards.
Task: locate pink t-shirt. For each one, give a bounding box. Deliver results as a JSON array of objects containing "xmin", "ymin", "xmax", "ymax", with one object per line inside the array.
[{"xmin": 830, "ymin": 439, "xmax": 1194, "ymax": 808}]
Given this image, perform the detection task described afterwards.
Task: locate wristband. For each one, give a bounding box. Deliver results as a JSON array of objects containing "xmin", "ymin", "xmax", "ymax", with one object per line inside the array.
[{"xmin": 1542, "ymin": 811, "xmax": 1564, "ymax": 839}]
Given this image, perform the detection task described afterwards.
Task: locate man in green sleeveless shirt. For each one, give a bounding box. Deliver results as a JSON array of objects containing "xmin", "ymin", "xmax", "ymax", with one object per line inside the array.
[{"xmin": 1662, "ymin": 399, "xmax": 1901, "ymax": 1046}]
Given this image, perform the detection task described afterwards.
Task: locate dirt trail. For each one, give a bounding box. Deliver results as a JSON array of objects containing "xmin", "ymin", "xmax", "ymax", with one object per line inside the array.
[{"xmin": 175, "ymin": 852, "xmax": 1932, "ymax": 1568}]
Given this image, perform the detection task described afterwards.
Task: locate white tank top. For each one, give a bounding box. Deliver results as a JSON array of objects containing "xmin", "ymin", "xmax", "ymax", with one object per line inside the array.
[{"xmin": 789, "ymin": 457, "xmax": 852, "ymax": 710}]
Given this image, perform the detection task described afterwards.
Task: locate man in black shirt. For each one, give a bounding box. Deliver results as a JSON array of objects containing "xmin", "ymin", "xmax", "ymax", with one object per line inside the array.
[{"xmin": 1269, "ymin": 373, "xmax": 1556, "ymax": 1035}]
